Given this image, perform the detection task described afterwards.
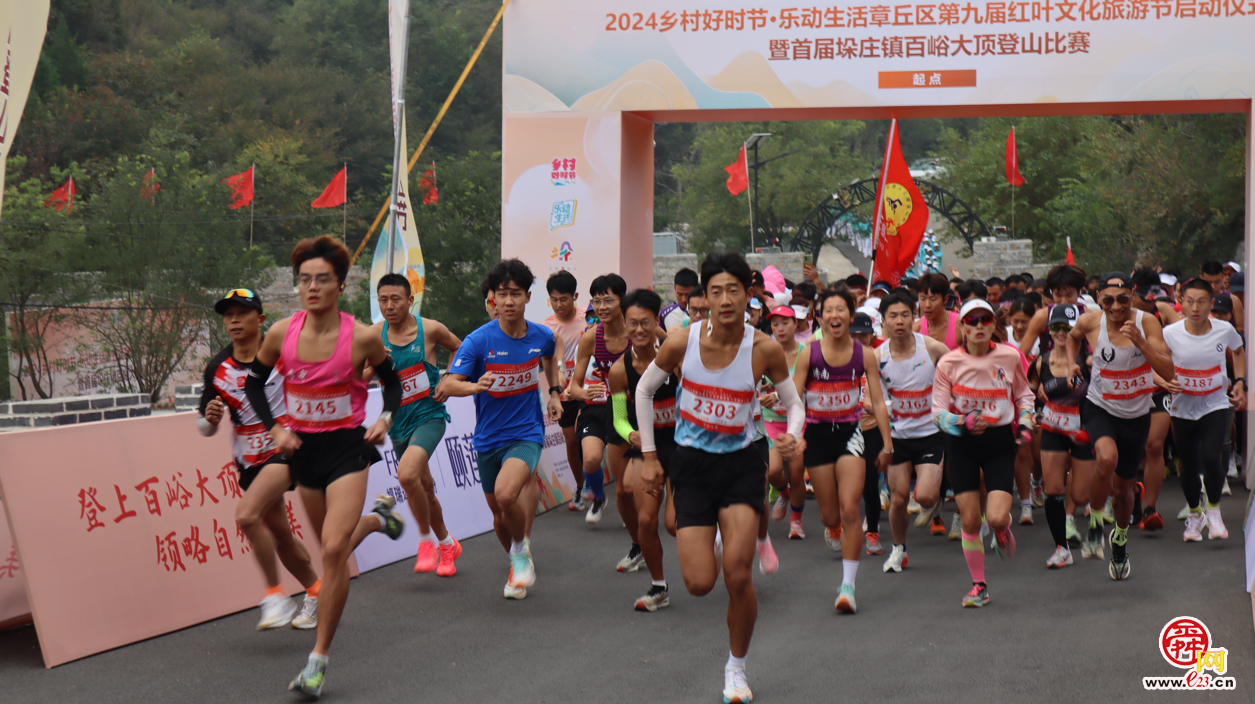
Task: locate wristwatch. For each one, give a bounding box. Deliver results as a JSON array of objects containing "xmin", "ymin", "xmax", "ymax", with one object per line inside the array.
[{"xmin": 549, "ymin": 385, "xmax": 564, "ymax": 396}]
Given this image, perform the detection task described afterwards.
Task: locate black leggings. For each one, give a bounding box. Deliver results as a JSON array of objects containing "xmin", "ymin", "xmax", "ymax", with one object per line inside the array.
[
  {"xmin": 1172, "ymin": 409, "xmax": 1230, "ymax": 507},
  {"xmin": 863, "ymin": 428, "xmax": 884, "ymax": 533}
]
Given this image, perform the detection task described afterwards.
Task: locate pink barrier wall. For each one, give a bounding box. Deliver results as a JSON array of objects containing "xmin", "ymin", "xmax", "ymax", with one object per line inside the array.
[
  {"xmin": 0, "ymin": 499, "xmax": 31, "ymax": 627},
  {"xmin": 0, "ymin": 414, "xmax": 339, "ymax": 667}
]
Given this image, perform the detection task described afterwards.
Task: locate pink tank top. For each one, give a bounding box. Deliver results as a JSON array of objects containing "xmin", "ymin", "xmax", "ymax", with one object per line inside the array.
[
  {"xmin": 921, "ymin": 311, "xmax": 960, "ymax": 350},
  {"xmin": 279, "ymin": 311, "xmax": 367, "ymax": 432}
]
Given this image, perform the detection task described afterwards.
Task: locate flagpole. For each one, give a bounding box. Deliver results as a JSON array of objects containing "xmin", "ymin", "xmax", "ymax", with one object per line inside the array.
[
  {"xmin": 249, "ymin": 164, "xmax": 255, "ymax": 248},
  {"xmin": 746, "ymin": 148, "xmax": 755, "ymax": 252},
  {"xmin": 342, "ymin": 163, "xmax": 348, "ymax": 240},
  {"xmin": 868, "ymin": 119, "xmax": 897, "ymax": 294},
  {"xmin": 387, "ymin": 4, "xmax": 412, "ymax": 276}
]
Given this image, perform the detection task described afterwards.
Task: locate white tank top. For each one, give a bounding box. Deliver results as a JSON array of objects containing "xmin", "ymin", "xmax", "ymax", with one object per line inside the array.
[
  {"xmin": 1087, "ymin": 309, "xmax": 1154, "ymax": 418},
  {"xmin": 1007, "ymin": 325, "xmax": 1039, "ymax": 360},
  {"xmin": 877, "ymin": 333, "xmax": 937, "ymax": 440},
  {"xmin": 674, "ymin": 322, "xmax": 758, "ymax": 453}
]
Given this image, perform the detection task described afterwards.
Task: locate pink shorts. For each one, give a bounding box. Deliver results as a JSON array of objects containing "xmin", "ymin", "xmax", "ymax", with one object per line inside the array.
[{"xmin": 764, "ymin": 421, "xmax": 789, "ymax": 442}]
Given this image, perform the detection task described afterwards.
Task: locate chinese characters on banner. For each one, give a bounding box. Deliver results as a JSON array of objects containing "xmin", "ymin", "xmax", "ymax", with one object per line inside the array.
[{"xmin": 551, "ymin": 157, "xmax": 578, "ymax": 185}]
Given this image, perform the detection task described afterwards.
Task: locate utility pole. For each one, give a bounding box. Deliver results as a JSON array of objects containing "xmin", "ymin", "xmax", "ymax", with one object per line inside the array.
[{"xmin": 741, "ymin": 133, "xmax": 801, "ymax": 252}]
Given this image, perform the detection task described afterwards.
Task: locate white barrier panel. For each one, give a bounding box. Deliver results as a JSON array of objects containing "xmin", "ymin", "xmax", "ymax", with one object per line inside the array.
[
  {"xmin": 0, "ymin": 498, "xmax": 31, "ymax": 627},
  {"xmin": 351, "ymin": 389, "xmax": 578, "ymax": 572}
]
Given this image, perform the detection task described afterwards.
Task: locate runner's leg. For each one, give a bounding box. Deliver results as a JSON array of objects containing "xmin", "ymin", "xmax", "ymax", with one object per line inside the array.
[
  {"xmin": 237, "ymin": 463, "xmax": 301, "ymax": 589},
  {"xmin": 261, "ymin": 498, "xmax": 318, "ymax": 588},
  {"xmin": 305, "ymin": 469, "xmax": 369, "ymax": 656},
  {"xmin": 1143, "ymin": 412, "xmax": 1170, "ymax": 520},
  {"xmin": 718, "ymin": 504, "xmax": 759, "ymax": 658},
  {"xmin": 632, "ymin": 459, "xmax": 666, "ymax": 582},
  {"xmin": 887, "ymin": 461, "xmax": 912, "ymax": 548}
]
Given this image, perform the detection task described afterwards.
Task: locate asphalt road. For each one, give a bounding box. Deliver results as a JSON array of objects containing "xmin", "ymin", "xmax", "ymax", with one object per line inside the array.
[{"xmin": 2, "ymin": 477, "xmax": 1252, "ymax": 703}]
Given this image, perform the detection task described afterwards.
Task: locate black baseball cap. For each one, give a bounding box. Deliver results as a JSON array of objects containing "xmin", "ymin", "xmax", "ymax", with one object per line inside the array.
[
  {"xmin": 1048, "ymin": 303, "xmax": 1081, "ymax": 327},
  {"xmin": 851, "ymin": 312, "xmax": 875, "ymax": 335},
  {"xmin": 1101, "ymin": 271, "xmax": 1131, "ymax": 289},
  {"xmin": 1212, "ymin": 294, "xmax": 1234, "ymax": 314},
  {"xmin": 214, "ymin": 288, "xmax": 264, "ymax": 315}
]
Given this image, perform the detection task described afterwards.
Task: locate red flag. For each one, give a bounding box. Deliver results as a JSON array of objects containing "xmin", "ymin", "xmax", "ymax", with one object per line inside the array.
[
  {"xmin": 141, "ymin": 168, "xmax": 160, "ymax": 205},
  {"xmin": 311, "ymin": 166, "xmax": 347, "ymax": 208},
  {"xmin": 1065, "ymin": 236, "xmax": 1076, "ymax": 265},
  {"xmin": 44, "ymin": 176, "xmax": 75, "ymax": 214},
  {"xmin": 724, "ymin": 145, "xmax": 748, "ymax": 196},
  {"xmin": 1006, "ymin": 127, "xmax": 1026, "ymax": 187},
  {"xmin": 419, "ymin": 162, "xmax": 438, "ymax": 205},
  {"xmin": 870, "ymin": 119, "xmax": 929, "ymax": 288},
  {"xmin": 221, "ymin": 165, "xmax": 254, "ymax": 210}
]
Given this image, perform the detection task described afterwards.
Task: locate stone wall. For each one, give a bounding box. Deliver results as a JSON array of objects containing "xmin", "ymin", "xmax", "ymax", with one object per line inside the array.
[
  {"xmin": 745, "ymin": 252, "xmax": 806, "ymax": 285},
  {"xmin": 653, "ymin": 254, "xmax": 699, "ymax": 295},
  {"xmin": 0, "ymin": 393, "xmax": 152, "ymax": 431},
  {"xmin": 971, "ymin": 239, "xmax": 1051, "ymax": 280}
]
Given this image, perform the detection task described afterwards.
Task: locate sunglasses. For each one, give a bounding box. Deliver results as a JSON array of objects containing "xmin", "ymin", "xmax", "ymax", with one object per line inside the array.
[
  {"xmin": 224, "ymin": 288, "xmax": 255, "ymax": 300},
  {"xmin": 1100, "ymin": 294, "xmax": 1132, "ymax": 307},
  {"xmin": 1048, "ymin": 323, "xmax": 1073, "ymax": 333},
  {"xmin": 962, "ymin": 313, "xmax": 995, "ymax": 326}
]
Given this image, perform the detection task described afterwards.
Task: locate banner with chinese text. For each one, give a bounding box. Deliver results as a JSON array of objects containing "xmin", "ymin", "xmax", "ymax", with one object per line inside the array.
[
  {"xmin": 0, "ymin": 0, "xmax": 51, "ymax": 215},
  {"xmin": 0, "ymin": 498, "xmax": 29, "ymax": 627}
]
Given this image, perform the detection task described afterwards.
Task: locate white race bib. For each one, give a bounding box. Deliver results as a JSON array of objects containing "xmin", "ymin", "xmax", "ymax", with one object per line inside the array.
[
  {"xmin": 487, "ymin": 361, "xmax": 539, "ymax": 398},
  {"xmin": 1174, "ymin": 365, "xmax": 1225, "ymax": 397},
  {"xmin": 236, "ymin": 418, "xmax": 285, "ymax": 467},
  {"xmin": 399, "ymin": 363, "xmax": 432, "ymax": 406},
  {"xmin": 680, "ymin": 379, "xmax": 754, "ymax": 434},
  {"xmin": 1041, "ymin": 401, "xmax": 1081, "ymax": 435},
  {"xmin": 890, "ymin": 386, "xmax": 932, "ymax": 419},
  {"xmin": 1099, "ymin": 363, "xmax": 1154, "ymax": 401},
  {"xmin": 805, "ymin": 380, "xmax": 861, "ymax": 421},
  {"xmin": 653, "ymin": 397, "xmax": 677, "ymax": 428},
  {"xmin": 286, "ymin": 385, "xmax": 352, "ymax": 429}
]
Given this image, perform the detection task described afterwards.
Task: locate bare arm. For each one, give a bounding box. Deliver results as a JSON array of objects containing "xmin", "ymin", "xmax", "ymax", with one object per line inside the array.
[
  {"xmin": 1020, "ymin": 308, "xmax": 1048, "ymax": 358},
  {"xmin": 863, "ymin": 346, "xmax": 893, "ymax": 465},
  {"xmin": 567, "ymin": 329, "xmax": 597, "ymax": 401},
  {"xmin": 1129, "ymin": 315, "xmax": 1175, "ymax": 381},
  {"xmin": 924, "ymin": 336, "xmax": 950, "ymax": 365}
]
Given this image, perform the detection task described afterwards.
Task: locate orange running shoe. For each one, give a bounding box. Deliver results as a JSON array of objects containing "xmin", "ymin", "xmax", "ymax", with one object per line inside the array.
[
  {"xmin": 436, "ymin": 538, "xmax": 462, "ymax": 577},
  {"xmin": 930, "ymin": 515, "xmax": 946, "ymax": 536},
  {"xmin": 414, "ymin": 541, "xmax": 438, "ymax": 573}
]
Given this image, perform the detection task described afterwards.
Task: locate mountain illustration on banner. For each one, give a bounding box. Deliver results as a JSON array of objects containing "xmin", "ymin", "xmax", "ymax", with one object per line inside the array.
[{"xmin": 369, "ymin": 109, "xmax": 425, "ymax": 324}]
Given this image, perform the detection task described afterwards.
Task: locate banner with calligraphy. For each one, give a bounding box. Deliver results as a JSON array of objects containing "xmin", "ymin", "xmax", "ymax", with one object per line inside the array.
[
  {"xmin": 0, "ymin": 414, "xmax": 337, "ymax": 668},
  {"xmin": 0, "ymin": 498, "xmax": 30, "ymax": 628},
  {"xmin": 0, "ymin": 1, "xmax": 52, "ymax": 215},
  {"xmin": 503, "ymin": 0, "xmax": 1255, "ymax": 111}
]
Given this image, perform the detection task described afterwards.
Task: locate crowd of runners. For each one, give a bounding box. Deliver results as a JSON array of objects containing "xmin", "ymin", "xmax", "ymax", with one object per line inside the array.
[{"xmin": 196, "ymin": 236, "xmax": 1247, "ymax": 702}]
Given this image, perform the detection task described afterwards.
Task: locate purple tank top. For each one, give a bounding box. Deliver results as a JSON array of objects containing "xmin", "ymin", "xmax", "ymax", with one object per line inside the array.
[
  {"xmin": 587, "ymin": 323, "xmax": 626, "ymax": 406},
  {"xmin": 804, "ymin": 340, "xmax": 865, "ymax": 423}
]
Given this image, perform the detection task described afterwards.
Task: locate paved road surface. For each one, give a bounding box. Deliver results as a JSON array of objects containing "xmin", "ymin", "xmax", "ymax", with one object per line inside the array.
[{"xmin": 3, "ymin": 477, "xmax": 1252, "ymax": 703}]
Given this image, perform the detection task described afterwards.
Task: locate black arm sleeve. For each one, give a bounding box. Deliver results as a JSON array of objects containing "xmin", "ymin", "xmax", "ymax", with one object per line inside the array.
[
  {"xmin": 245, "ymin": 359, "xmax": 278, "ymax": 430},
  {"xmin": 372, "ymin": 355, "xmax": 403, "ymax": 414},
  {"xmin": 198, "ymin": 345, "xmax": 233, "ymax": 416}
]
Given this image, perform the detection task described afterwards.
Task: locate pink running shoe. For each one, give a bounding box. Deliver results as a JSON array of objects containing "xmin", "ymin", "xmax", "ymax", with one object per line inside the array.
[
  {"xmin": 414, "ymin": 542, "xmax": 438, "ymax": 573},
  {"xmin": 757, "ymin": 536, "xmax": 779, "ymax": 575},
  {"xmin": 436, "ymin": 538, "xmax": 463, "ymax": 577}
]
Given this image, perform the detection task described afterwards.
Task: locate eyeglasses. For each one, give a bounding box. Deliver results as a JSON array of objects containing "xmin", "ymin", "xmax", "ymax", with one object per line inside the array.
[
  {"xmin": 298, "ymin": 274, "xmax": 336, "ymax": 288},
  {"xmin": 1048, "ymin": 323, "xmax": 1073, "ymax": 333},
  {"xmin": 1100, "ymin": 294, "xmax": 1132, "ymax": 307},
  {"xmin": 962, "ymin": 314, "xmax": 995, "ymax": 326},
  {"xmin": 590, "ymin": 297, "xmax": 618, "ymax": 307},
  {"xmin": 224, "ymin": 288, "xmax": 255, "ymax": 299}
]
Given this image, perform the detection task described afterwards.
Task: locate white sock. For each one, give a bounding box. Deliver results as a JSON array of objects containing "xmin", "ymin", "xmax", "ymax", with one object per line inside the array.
[
  {"xmin": 1021, "ymin": 499, "xmax": 1032, "ymax": 509},
  {"xmin": 509, "ymin": 540, "xmax": 525, "ymax": 555},
  {"xmin": 309, "ymin": 652, "xmax": 328, "ymax": 665},
  {"xmin": 418, "ymin": 529, "xmax": 433, "ymax": 543},
  {"xmin": 756, "ymin": 536, "xmax": 766, "ymax": 548},
  {"xmin": 842, "ymin": 559, "xmax": 859, "ymax": 586},
  {"xmin": 439, "ymin": 535, "xmax": 454, "ymax": 546},
  {"xmin": 375, "ymin": 513, "xmax": 386, "ymax": 529},
  {"xmin": 726, "ymin": 652, "xmax": 747, "ymax": 670},
  {"xmin": 652, "ymin": 579, "xmax": 667, "ymax": 589}
]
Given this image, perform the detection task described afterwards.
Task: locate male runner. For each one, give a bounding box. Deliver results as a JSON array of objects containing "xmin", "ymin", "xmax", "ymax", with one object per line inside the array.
[
  {"xmin": 570, "ymin": 275, "xmax": 638, "ymax": 569},
  {"xmin": 1066, "ymin": 272, "xmax": 1175, "ymax": 581},
  {"xmin": 1130, "ymin": 268, "xmax": 1180, "ymax": 531},
  {"xmin": 444, "ymin": 258, "xmax": 564, "ymax": 599},
  {"xmin": 610, "ymin": 288, "xmax": 679, "ymax": 610},
  {"xmin": 542, "ymin": 270, "xmax": 587, "ymax": 510},
  {"xmin": 1018, "ymin": 265, "xmax": 1089, "ymax": 359},
  {"xmin": 245, "ymin": 236, "xmax": 407, "ymax": 698},
  {"xmin": 915, "ymin": 273, "xmax": 961, "ymax": 349},
  {"xmin": 637, "ymin": 252, "xmax": 803, "ymax": 703},
  {"xmin": 198, "ymin": 288, "xmax": 321, "ymax": 631},
  {"xmin": 1203, "ymin": 261, "xmax": 1244, "ymax": 333},
  {"xmin": 877, "ymin": 292, "xmax": 949, "ymax": 573},
  {"xmin": 660, "ymin": 267, "xmax": 699, "ymax": 331},
  {"xmin": 372, "ymin": 273, "xmax": 464, "ymax": 576}
]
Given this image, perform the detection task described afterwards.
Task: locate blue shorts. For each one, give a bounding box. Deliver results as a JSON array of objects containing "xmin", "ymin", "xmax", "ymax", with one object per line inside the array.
[{"xmin": 477, "ymin": 440, "xmax": 542, "ymax": 494}]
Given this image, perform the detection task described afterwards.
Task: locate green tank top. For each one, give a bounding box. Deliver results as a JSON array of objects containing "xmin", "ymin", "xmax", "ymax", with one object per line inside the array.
[
  {"xmin": 761, "ymin": 341, "xmax": 807, "ymax": 423},
  {"xmin": 384, "ymin": 319, "xmax": 450, "ymax": 444}
]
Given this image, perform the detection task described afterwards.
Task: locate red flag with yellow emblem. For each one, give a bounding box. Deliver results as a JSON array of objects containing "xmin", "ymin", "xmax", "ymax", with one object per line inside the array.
[{"xmin": 870, "ymin": 119, "xmax": 928, "ymax": 287}]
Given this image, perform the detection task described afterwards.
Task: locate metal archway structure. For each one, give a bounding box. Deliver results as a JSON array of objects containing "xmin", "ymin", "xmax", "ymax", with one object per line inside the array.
[{"xmin": 787, "ymin": 178, "xmax": 992, "ymax": 261}]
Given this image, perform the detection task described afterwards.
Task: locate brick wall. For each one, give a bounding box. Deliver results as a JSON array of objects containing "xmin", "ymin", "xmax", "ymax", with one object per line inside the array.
[
  {"xmin": 0, "ymin": 393, "xmax": 152, "ymax": 431},
  {"xmin": 971, "ymin": 239, "xmax": 1052, "ymax": 280}
]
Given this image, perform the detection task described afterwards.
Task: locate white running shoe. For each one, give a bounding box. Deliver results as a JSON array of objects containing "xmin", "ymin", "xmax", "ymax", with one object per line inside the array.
[
  {"xmin": 585, "ymin": 498, "xmax": 605, "ymax": 524},
  {"xmin": 1228, "ymin": 455, "xmax": 1240, "ymax": 479},
  {"xmin": 290, "ymin": 595, "xmax": 318, "ymax": 630},
  {"xmin": 723, "ymin": 667, "xmax": 753, "ymax": 703},
  {"xmin": 907, "ymin": 494, "xmax": 922, "ymax": 514},
  {"xmin": 1102, "ymin": 498, "xmax": 1115, "ymax": 524},
  {"xmin": 503, "ymin": 580, "xmax": 527, "ymax": 599},
  {"xmin": 1182, "ymin": 513, "xmax": 1204, "ymax": 542},
  {"xmin": 616, "ymin": 545, "xmax": 645, "ymax": 573},
  {"xmin": 823, "ymin": 527, "xmax": 842, "ymax": 553},
  {"xmin": 1205, "ymin": 507, "xmax": 1228, "ymax": 539},
  {"xmin": 257, "ymin": 593, "xmax": 298, "ymax": 630},
  {"xmin": 1177, "ymin": 504, "xmax": 1192, "ymax": 520},
  {"xmin": 1030, "ymin": 482, "xmax": 1046, "ymax": 508},
  {"xmin": 915, "ymin": 501, "xmax": 939, "ymax": 528},
  {"xmin": 882, "ymin": 544, "xmax": 908, "ymax": 573},
  {"xmin": 1019, "ymin": 505, "xmax": 1033, "ymax": 525},
  {"xmin": 1222, "ymin": 479, "xmax": 1232, "ymax": 496},
  {"xmin": 879, "ymin": 489, "xmax": 890, "ymax": 511},
  {"xmin": 1046, "ymin": 545, "xmax": 1073, "ymax": 569},
  {"xmin": 948, "ymin": 513, "xmax": 963, "ymax": 540}
]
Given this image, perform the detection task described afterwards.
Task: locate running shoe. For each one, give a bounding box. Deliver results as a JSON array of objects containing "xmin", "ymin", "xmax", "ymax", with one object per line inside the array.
[
  {"xmin": 585, "ymin": 498, "xmax": 605, "ymax": 524},
  {"xmin": 288, "ymin": 657, "xmax": 326, "ymax": 699},
  {"xmin": 879, "ymin": 489, "xmax": 890, "ymax": 511},
  {"xmin": 523, "ymin": 537, "xmax": 531, "ymax": 556},
  {"xmin": 805, "ymin": 480, "xmax": 814, "ymax": 497},
  {"xmin": 882, "ymin": 544, "xmax": 908, "ymax": 573},
  {"xmin": 992, "ymin": 527, "xmax": 1016, "ymax": 561},
  {"xmin": 291, "ymin": 595, "xmax": 318, "ymax": 630},
  {"xmin": 1205, "ymin": 507, "xmax": 1228, "ymax": 539},
  {"xmin": 757, "ymin": 536, "xmax": 779, "ymax": 575},
  {"xmin": 723, "ymin": 667, "xmax": 753, "ymax": 704},
  {"xmin": 1222, "ymin": 479, "xmax": 1232, "ymax": 496},
  {"xmin": 788, "ymin": 520, "xmax": 806, "ymax": 539},
  {"xmin": 617, "ymin": 544, "xmax": 645, "ymax": 573},
  {"xmin": 1182, "ymin": 512, "xmax": 1204, "ymax": 542},
  {"xmin": 824, "ymin": 526, "xmax": 842, "ymax": 553},
  {"xmin": 503, "ymin": 575, "xmax": 527, "ymax": 600},
  {"xmin": 834, "ymin": 583, "xmax": 857, "ymax": 614},
  {"xmin": 864, "ymin": 532, "xmax": 883, "ymax": 555},
  {"xmin": 414, "ymin": 541, "xmax": 438, "ymax": 573},
  {"xmin": 907, "ymin": 491, "xmax": 922, "ymax": 514},
  {"xmin": 1030, "ymin": 481, "xmax": 1046, "ymax": 508},
  {"xmin": 1046, "ymin": 545, "xmax": 1073, "ymax": 569},
  {"xmin": 372, "ymin": 494, "xmax": 405, "ymax": 540},
  {"xmin": 1102, "ymin": 498, "xmax": 1115, "ymax": 525},
  {"xmin": 568, "ymin": 494, "xmax": 586, "ymax": 511},
  {"xmin": 257, "ymin": 593, "xmax": 298, "ymax": 631},
  {"xmin": 1082, "ymin": 529, "xmax": 1104, "ymax": 559},
  {"xmin": 436, "ymin": 538, "xmax": 462, "ymax": 577},
  {"xmin": 1018, "ymin": 505, "xmax": 1033, "ymax": 525},
  {"xmin": 1177, "ymin": 504, "xmax": 1192, "ymax": 520},
  {"xmin": 1108, "ymin": 551, "xmax": 1131, "ymax": 581},
  {"xmin": 1228, "ymin": 454, "xmax": 1240, "ymax": 478},
  {"xmin": 930, "ymin": 514, "xmax": 946, "ymax": 535},
  {"xmin": 944, "ymin": 488, "xmax": 955, "ymax": 502},
  {"xmin": 635, "ymin": 584, "xmax": 670, "ymax": 612},
  {"xmin": 1132, "ymin": 481, "xmax": 1145, "ymax": 526},
  {"xmin": 771, "ymin": 493, "xmax": 789, "ymax": 522},
  {"xmin": 1141, "ymin": 508, "xmax": 1163, "ymax": 532},
  {"xmin": 510, "ymin": 550, "xmax": 536, "ymax": 589},
  {"xmin": 947, "ymin": 513, "xmax": 963, "ymax": 541},
  {"xmin": 915, "ymin": 501, "xmax": 938, "ymax": 528},
  {"xmin": 961, "ymin": 583, "xmax": 989, "ymax": 608},
  {"xmin": 714, "ymin": 531, "xmax": 724, "ymax": 581},
  {"xmin": 1065, "ymin": 516, "xmax": 1081, "ymax": 547}
]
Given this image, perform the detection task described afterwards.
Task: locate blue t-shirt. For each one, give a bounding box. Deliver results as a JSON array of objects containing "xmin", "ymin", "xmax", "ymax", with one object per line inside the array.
[{"xmin": 452, "ymin": 319, "xmax": 556, "ymax": 452}]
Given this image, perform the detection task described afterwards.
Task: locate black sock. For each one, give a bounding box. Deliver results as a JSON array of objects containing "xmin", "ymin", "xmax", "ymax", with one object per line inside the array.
[{"xmin": 1045, "ymin": 494, "xmax": 1067, "ymax": 547}]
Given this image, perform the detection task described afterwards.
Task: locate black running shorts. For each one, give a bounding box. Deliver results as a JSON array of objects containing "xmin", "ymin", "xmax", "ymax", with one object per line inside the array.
[
  {"xmin": 559, "ymin": 399, "xmax": 583, "ymax": 429},
  {"xmin": 288, "ymin": 426, "xmax": 380, "ymax": 490},
  {"xmin": 891, "ymin": 433, "xmax": 945, "ymax": 466},
  {"xmin": 945, "ymin": 425, "xmax": 1017, "ymax": 495},
  {"xmin": 802, "ymin": 421, "xmax": 865, "ymax": 467},
  {"xmin": 577, "ymin": 404, "xmax": 626, "ymax": 446},
  {"xmin": 670, "ymin": 444, "xmax": 766, "ymax": 529},
  {"xmin": 1081, "ymin": 400, "xmax": 1150, "ymax": 480}
]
